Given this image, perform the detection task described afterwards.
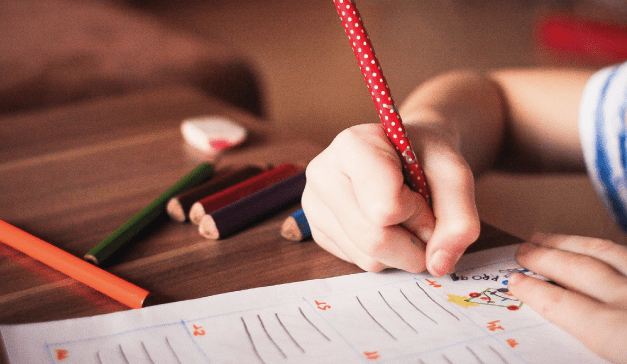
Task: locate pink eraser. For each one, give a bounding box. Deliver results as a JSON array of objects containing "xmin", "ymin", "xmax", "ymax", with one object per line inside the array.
[{"xmin": 181, "ymin": 116, "xmax": 247, "ymax": 153}]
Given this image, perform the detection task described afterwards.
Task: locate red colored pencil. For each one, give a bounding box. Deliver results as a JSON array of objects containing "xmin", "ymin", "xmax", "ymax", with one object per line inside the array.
[
  {"xmin": 189, "ymin": 163, "xmax": 303, "ymax": 225},
  {"xmin": 333, "ymin": 0, "xmax": 430, "ymax": 203}
]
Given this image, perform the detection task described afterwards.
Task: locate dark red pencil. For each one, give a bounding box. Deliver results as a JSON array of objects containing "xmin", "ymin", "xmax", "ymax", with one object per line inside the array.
[
  {"xmin": 189, "ymin": 163, "xmax": 303, "ymax": 225},
  {"xmin": 199, "ymin": 171, "xmax": 307, "ymax": 239},
  {"xmin": 166, "ymin": 165, "xmax": 265, "ymax": 222}
]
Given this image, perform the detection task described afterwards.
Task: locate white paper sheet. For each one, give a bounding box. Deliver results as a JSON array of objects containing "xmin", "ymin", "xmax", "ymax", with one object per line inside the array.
[{"xmin": 0, "ymin": 244, "xmax": 609, "ymax": 363}]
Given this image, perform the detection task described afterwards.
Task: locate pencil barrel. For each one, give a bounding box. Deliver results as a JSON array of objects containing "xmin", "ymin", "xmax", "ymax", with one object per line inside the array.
[
  {"xmin": 198, "ymin": 163, "xmax": 302, "ymax": 215},
  {"xmin": 333, "ymin": 0, "xmax": 430, "ymax": 203},
  {"xmin": 210, "ymin": 171, "xmax": 306, "ymax": 239},
  {"xmin": 292, "ymin": 209, "xmax": 311, "ymax": 240},
  {"xmin": 169, "ymin": 165, "xmax": 265, "ymax": 221},
  {"xmin": 85, "ymin": 163, "xmax": 213, "ymax": 264},
  {"xmin": 0, "ymin": 220, "xmax": 148, "ymax": 308}
]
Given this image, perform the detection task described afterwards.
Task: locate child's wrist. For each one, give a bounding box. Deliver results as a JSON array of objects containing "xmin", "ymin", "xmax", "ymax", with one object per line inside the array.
[{"xmin": 401, "ymin": 110, "xmax": 461, "ymax": 150}]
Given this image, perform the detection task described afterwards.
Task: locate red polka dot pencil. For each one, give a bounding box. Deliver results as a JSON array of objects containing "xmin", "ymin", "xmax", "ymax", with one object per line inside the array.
[{"xmin": 333, "ymin": 0, "xmax": 430, "ymax": 203}]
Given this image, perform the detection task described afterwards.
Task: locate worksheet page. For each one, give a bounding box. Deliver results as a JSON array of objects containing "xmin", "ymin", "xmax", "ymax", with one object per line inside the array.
[{"xmin": 0, "ymin": 245, "xmax": 608, "ymax": 363}]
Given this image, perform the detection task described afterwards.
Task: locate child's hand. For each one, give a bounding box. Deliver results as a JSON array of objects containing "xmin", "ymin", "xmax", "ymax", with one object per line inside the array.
[
  {"xmin": 302, "ymin": 123, "xmax": 480, "ymax": 275},
  {"xmin": 508, "ymin": 233, "xmax": 627, "ymax": 363}
]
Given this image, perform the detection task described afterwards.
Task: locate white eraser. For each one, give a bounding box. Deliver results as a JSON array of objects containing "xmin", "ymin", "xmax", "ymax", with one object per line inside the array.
[{"xmin": 181, "ymin": 116, "xmax": 247, "ymax": 153}]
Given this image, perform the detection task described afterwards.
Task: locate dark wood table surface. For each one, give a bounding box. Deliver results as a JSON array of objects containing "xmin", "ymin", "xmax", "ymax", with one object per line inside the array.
[{"xmin": 0, "ymin": 86, "xmax": 521, "ymax": 333}]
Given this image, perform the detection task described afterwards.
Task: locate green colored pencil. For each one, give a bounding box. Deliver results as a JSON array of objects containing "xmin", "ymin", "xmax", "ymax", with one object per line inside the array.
[{"xmin": 85, "ymin": 163, "xmax": 213, "ymax": 265}]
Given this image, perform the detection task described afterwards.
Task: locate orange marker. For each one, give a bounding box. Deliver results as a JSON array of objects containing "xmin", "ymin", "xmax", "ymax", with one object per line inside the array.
[{"xmin": 0, "ymin": 219, "xmax": 149, "ymax": 309}]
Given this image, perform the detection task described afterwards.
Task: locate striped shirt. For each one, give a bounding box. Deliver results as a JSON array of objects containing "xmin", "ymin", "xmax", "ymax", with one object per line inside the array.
[{"xmin": 579, "ymin": 62, "xmax": 627, "ymax": 232}]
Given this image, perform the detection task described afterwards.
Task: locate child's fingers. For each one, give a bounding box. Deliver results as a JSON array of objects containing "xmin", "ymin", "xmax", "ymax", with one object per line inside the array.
[
  {"xmin": 306, "ymin": 124, "xmax": 404, "ymax": 225},
  {"xmin": 399, "ymin": 193, "xmax": 435, "ymax": 245},
  {"xmin": 309, "ymin": 226, "xmax": 352, "ymax": 264},
  {"xmin": 515, "ymin": 242, "xmax": 627, "ymax": 308},
  {"xmin": 338, "ymin": 124, "xmax": 433, "ymax": 230},
  {"xmin": 341, "ymin": 127, "xmax": 436, "ymax": 247},
  {"xmin": 305, "ymin": 125, "xmax": 430, "ymax": 273},
  {"xmin": 303, "ymin": 184, "xmax": 425, "ymax": 273},
  {"xmin": 420, "ymin": 144, "xmax": 480, "ymax": 276},
  {"xmin": 312, "ymin": 171, "xmax": 427, "ymax": 273},
  {"xmin": 529, "ymin": 232, "xmax": 627, "ymax": 276},
  {"xmin": 301, "ymin": 207, "xmax": 351, "ymax": 262},
  {"xmin": 302, "ymin": 187, "xmax": 386, "ymax": 271},
  {"xmin": 507, "ymin": 273, "xmax": 627, "ymax": 363}
]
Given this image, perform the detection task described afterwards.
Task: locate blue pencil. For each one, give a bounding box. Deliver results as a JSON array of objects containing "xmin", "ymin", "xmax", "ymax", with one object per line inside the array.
[{"xmin": 281, "ymin": 209, "xmax": 312, "ymax": 242}]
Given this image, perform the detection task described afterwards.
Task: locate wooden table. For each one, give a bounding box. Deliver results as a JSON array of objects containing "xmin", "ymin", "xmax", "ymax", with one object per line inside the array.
[{"xmin": 0, "ymin": 86, "xmax": 521, "ymax": 331}]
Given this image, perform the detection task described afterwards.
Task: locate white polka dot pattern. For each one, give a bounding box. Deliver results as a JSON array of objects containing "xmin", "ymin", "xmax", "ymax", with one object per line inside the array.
[{"xmin": 333, "ymin": 0, "xmax": 430, "ymax": 203}]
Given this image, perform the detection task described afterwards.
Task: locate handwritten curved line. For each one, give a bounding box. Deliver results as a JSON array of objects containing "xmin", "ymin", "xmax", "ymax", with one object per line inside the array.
[
  {"xmin": 378, "ymin": 291, "xmax": 417, "ymax": 333},
  {"xmin": 489, "ymin": 345, "xmax": 511, "ymax": 364},
  {"xmin": 119, "ymin": 344, "xmax": 130, "ymax": 364},
  {"xmin": 400, "ymin": 288, "xmax": 438, "ymax": 325},
  {"xmin": 258, "ymin": 315, "xmax": 287, "ymax": 358},
  {"xmin": 141, "ymin": 341, "xmax": 156, "ymax": 364},
  {"xmin": 415, "ymin": 282, "xmax": 459, "ymax": 321},
  {"xmin": 356, "ymin": 295, "xmax": 397, "ymax": 340},
  {"xmin": 241, "ymin": 317, "xmax": 266, "ymax": 364},
  {"xmin": 275, "ymin": 313, "xmax": 305, "ymax": 353},
  {"xmin": 442, "ymin": 353, "xmax": 453, "ymax": 364},
  {"xmin": 466, "ymin": 346, "xmax": 485, "ymax": 364},
  {"xmin": 299, "ymin": 307, "xmax": 331, "ymax": 341},
  {"xmin": 165, "ymin": 337, "xmax": 182, "ymax": 364}
]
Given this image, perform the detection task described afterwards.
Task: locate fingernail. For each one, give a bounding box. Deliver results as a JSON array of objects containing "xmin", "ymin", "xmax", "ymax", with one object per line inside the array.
[
  {"xmin": 507, "ymin": 272, "xmax": 523, "ymax": 286},
  {"xmin": 429, "ymin": 250, "xmax": 457, "ymax": 277}
]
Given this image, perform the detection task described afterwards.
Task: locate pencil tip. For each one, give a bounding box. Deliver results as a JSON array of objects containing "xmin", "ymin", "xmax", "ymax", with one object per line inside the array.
[
  {"xmin": 189, "ymin": 202, "xmax": 205, "ymax": 225},
  {"xmin": 281, "ymin": 216, "xmax": 303, "ymax": 241},
  {"xmin": 199, "ymin": 215, "xmax": 219, "ymax": 240},
  {"xmin": 84, "ymin": 254, "xmax": 99, "ymax": 266},
  {"xmin": 166, "ymin": 198, "xmax": 186, "ymax": 222}
]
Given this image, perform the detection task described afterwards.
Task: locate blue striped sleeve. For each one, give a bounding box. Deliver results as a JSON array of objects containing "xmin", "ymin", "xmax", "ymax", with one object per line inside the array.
[{"xmin": 579, "ymin": 61, "xmax": 627, "ymax": 232}]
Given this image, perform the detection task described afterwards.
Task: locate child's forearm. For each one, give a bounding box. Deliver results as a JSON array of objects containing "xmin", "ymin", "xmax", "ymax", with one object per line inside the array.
[
  {"xmin": 400, "ymin": 70, "xmax": 506, "ymax": 175},
  {"xmin": 400, "ymin": 68, "xmax": 595, "ymax": 174},
  {"xmin": 490, "ymin": 68, "xmax": 592, "ymax": 171}
]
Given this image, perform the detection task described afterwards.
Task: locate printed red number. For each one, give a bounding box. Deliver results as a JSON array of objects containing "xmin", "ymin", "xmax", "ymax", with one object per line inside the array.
[
  {"xmin": 507, "ymin": 338, "xmax": 519, "ymax": 348},
  {"xmin": 315, "ymin": 300, "xmax": 331, "ymax": 310},
  {"xmin": 364, "ymin": 351, "xmax": 380, "ymax": 360},
  {"xmin": 193, "ymin": 324, "xmax": 206, "ymax": 336},
  {"xmin": 487, "ymin": 320, "xmax": 505, "ymax": 331},
  {"xmin": 425, "ymin": 279, "xmax": 441, "ymax": 288},
  {"xmin": 55, "ymin": 349, "xmax": 69, "ymax": 361}
]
